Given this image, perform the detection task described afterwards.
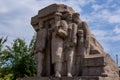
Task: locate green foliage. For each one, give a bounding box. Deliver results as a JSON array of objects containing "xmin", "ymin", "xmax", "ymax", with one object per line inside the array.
[
  {"xmin": 0, "ymin": 36, "xmax": 36, "ymax": 80},
  {"xmin": 0, "ymin": 37, "xmax": 7, "ymax": 51}
]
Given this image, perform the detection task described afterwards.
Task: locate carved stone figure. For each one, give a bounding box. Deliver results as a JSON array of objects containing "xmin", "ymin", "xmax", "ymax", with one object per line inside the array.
[
  {"xmin": 51, "ymin": 12, "xmax": 68, "ymax": 78},
  {"xmin": 72, "ymin": 13, "xmax": 104, "ymax": 55},
  {"xmin": 72, "ymin": 13, "xmax": 91, "ymax": 55},
  {"xmin": 76, "ymin": 30, "xmax": 86, "ymax": 76},
  {"xmin": 63, "ymin": 12, "xmax": 77, "ymax": 77},
  {"xmin": 31, "ymin": 21, "xmax": 47, "ymax": 77}
]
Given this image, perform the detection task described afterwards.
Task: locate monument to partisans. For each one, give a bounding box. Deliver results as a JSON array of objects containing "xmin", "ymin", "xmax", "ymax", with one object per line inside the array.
[{"xmin": 20, "ymin": 4, "xmax": 120, "ymax": 80}]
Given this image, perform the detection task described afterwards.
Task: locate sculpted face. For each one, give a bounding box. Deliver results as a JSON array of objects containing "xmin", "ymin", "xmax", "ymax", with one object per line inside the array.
[
  {"xmin": 54, "ymin": 12, "xmax": 62, "ymax": 21},
  {"xmin": 67, "ymin": 13, "xmax": 72, "ymax": 21},
  {"xmin": 78, "ymin": 30, "xmax": 83, "ymax": 37},
  {"xmin": 72, "ymin": 13, "xmax": 81, "ymax": 23},
  {"xmin": 55, "ymin": 15, "xmax": 61, "ymax": 21},
  {"xmin": 63, "ymin": 12, "xmax": 72, "ymax": 22},
  {"xmin": 39, "ymin": 21, "xmax": 43, "ymax": 28},
  {"xmin": 34, "ymin": 25, "xmax": 40, "ymax": 31}
]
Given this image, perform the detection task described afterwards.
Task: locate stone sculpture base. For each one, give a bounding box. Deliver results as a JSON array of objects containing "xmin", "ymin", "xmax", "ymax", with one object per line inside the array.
[
  {"xmin": 82, "ymin": 54, "xmax": 119, "ymax": 78},
  {"xmin": 19, "ymin": 76, "xmax": 119, "ymax": 80},
  {"xmin": 19, "ymin": 54, "xmax": 120, "ymax": 80}
]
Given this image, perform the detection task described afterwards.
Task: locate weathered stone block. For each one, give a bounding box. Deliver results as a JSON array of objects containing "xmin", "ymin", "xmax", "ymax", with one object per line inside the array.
[
  {"xmin": 83, "ymin": 54, "xmax": 106, "ymax": 67},
  {"xmin": 38, "ymin": 4, "xmax": 75, "ymax": 18},
  {"xmin": 19, "ymin": 76, "xmax": 120, "ymax": 80},
  {"xmin": 82, "ymin": 67, "xmax": 104, "ymax": 76},
  {"xmin": 18, "ymin": 76, "xmax": 99, "ymax": 80}
]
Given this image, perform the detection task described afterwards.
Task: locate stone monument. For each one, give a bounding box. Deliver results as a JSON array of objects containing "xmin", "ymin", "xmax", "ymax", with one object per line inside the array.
[{"xmin": 20, "ymin": 4, "xmax": 120, "ymax": 80}]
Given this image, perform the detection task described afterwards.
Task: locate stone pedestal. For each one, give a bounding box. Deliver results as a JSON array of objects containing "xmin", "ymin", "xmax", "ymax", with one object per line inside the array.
[
  {"xmin": 19, "ymin": 76, "xmax": 120, "ymax": 80},
  {"xmin": 82, "ymin": 54, "xmax": 119, "ymax": 80},
  {"xmin": 82, "ymin": 54, "xmax": 106, "ymax": 76}
]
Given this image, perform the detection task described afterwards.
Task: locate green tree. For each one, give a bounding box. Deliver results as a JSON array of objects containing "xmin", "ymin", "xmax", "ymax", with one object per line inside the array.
[
  {"xmin": 0, "ymin": 37, "xmax": 13, "ymax": 80},
  {"xmin": 0, "ymin": 36, "xmax": 36, "ymax": 80}
]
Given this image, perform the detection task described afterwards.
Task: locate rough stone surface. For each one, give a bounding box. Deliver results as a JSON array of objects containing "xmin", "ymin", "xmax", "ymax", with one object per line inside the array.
[
  {"xmin": 19, "ymin": 76, "xmax": 120, "ymax": 80},
  {"xmin": 20, "ymin": 4, "xmax": 120, "ymax": 80},
  {"xmin": 82, "ymin": 54, "xmax": 119, "ymax": 77}
]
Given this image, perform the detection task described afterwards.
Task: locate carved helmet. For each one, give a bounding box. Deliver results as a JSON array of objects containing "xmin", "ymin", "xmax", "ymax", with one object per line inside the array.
[
  {"xmin": 72, "ymin": 12, "xmax": 80, "ymax": 22},
  {"xmin": 72, "ymin": 12, "xmax": 80, "ymax": 17},
  {"xmin": 62, "ymin": 11, "xmax": 72, "ymax": 20}
]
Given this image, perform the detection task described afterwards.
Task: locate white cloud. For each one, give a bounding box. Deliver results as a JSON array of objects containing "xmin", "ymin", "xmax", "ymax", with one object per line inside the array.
[
  {"xmin": 78, "ymin": 0, "xmax": 96, "ymax": 6},
  {"xmin": 88, "ymin": 8, "xmax": 120, "ymax": 24},
  {"xmin": 86, "ymin": 0, "xmax": 120, "ymax": 25},
  {"xmin": 0, "ymin": 7, "xmax": 9, "ymax": 13},
  {"xmin": 92, "ymin": 29, "xmax": 108, "ymax": 37},
  {"xmin": 92, "ymin": 29, "xmax": 120, "ymax": 42},
  {"xmin": 114, "ymin": 26, "xmax": 120, "ymax": 34},
  {"xmin": 92, "ymin": 4, "xmax": 103, "ymax": 11},
  {"xmin": 0, "ymin": 1, "xmax": 9, "ymax": 13},
  {"xmin": 108, "ymin": 15, "xmax": 120, "ymax": 24}
]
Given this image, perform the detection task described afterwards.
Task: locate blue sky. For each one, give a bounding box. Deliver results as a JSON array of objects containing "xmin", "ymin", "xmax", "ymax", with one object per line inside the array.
[{"xmin": 0, "ymin": 0, "xmax": 120, "ymax": 65}]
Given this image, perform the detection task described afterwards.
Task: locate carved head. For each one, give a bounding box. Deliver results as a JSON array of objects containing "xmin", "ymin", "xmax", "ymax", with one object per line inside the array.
[
  {"xmin": 77, "ymin": 30, "xmax": 84, "ymax": 42},
  {"xmin": 67, "ymin": 13, "xmax": 72, "ymax": 22},
  {"xmin": 34, "ymin": 25, "xmax": 40, "ymax": 32},
  {"xmin": 38, "ymin": 21, "xmax": 43, "ymax": 28},
  {"xmin": 72, "ymin": 13, "xmax": 81, "ymax": 23},
  {"xmin": 63, "ymin": 11, "xmax": 72, "ymax": 22},
  {"xmin": 54, "ymin": 12, "xmax": 62, "ymax": 21},
  {"xmin": 77, "ymin": 30, "xmax": 84, "ymax": 37}
]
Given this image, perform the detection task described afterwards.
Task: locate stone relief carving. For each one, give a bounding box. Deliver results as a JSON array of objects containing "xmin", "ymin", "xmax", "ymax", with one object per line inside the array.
[{"xmin": 29, "ymin": 4, "xmax": 119, "ymax": 80}]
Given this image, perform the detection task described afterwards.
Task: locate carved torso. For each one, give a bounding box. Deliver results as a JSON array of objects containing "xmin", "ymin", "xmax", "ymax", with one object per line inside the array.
[{"xmin": 34, "ymin": 28, "xmax": 47, "ymax": 53}]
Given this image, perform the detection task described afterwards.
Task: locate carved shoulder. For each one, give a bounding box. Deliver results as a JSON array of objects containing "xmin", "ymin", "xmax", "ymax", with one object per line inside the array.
[{"xmin": 82, "ymin": 21, "xmax": 91, "ymax": 34}]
